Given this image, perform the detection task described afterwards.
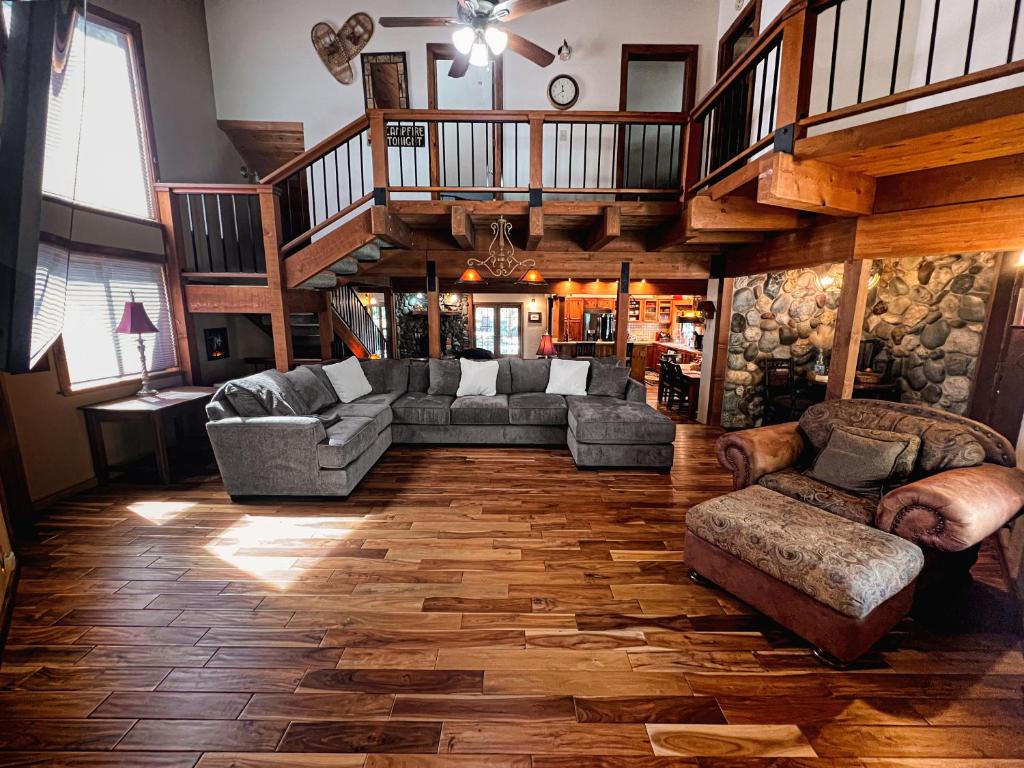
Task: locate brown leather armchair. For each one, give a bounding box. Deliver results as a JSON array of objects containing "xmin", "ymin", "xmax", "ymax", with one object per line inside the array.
[{"xmin": 715, "ymin": 399, "xmax": 1024, "ymax": 573}]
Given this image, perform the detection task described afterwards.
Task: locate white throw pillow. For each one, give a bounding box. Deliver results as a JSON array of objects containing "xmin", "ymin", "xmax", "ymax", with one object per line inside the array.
[
  {"xmin": 546, "ymin": 358, "xmax": 590, "ymax": 396},
  {"xmin": 323, "ymin": 357, "xmax": 373, "ymax": 403},
  {"xmin": 456, "ymin": 358, "xmax": 499, "ymax": 397}
]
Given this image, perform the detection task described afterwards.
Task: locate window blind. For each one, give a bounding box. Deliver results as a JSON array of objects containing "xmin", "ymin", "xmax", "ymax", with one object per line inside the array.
[
  {"xmin": 62, "ymin": 253, "xmax": 177, "ymax": 388},
  {"xmin": 30, "ymin": 242, "xmax": 69, "ymax": 367},
  {"xmin": 42, "ymin": 10, "xmax": 155, "ymax": 219}
]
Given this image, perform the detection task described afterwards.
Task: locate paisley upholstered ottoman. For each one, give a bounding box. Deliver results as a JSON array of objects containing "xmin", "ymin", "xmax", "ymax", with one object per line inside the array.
[{"xmin": 685, "ymin": 484, "xmax": 924, "ymax": 666}]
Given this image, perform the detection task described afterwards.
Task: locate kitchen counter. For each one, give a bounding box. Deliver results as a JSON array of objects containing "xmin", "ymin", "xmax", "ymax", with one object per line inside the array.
[
  {"xmin": 651, "ymin": 341, "xmax": 701, "ymax": 354},
  {"xmin": 552, "ymin": 341, "xmax": 615, "ymax": 345}
]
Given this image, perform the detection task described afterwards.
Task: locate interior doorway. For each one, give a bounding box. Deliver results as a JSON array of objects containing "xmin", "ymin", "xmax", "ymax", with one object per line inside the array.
[
  {"xmin": 473, "ymin": 303, "xmax": 523, "ymax": 358},
  {"xmin": 427, "ymin": 43, "xmax": 504, "ymax": 197}
]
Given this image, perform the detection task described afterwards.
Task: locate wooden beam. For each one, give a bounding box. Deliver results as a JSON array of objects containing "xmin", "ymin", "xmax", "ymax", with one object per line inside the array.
[
  {"xmin": 688, "ymin": 194, "xmax": 805, "ymax": 232},
  {"xmin": 774, "ymin": 6, "xmax": 816, "ymax": 132},
  {"xmin": 372, "ymin": 205, "xmax": 413, "ymax": 249},
  {"xmin": 757, "ymin": 154, "xmax": 875, "ymax": 217},
  {"xmin": 427, "ymin": 260, "xmax": 441, "ymax": 359},
  {"xmin": 725, "ymin": 219, "xmax": 857, "ymax": 277},
  {"xmin": 615, "ymin": 262, "xmax": 630, "ymax": 362},
  {"xmin": 588, "ymin": 207, "xmax": 622, "ymax": 251},
  {"xmin": 155, "ymin": 190, "xmax": 201, "ymax": 385},
  {"xmin": 854, "ymin": 196, "xmax": 1024, "ymax": 260},
  {"xmin": 826, "ymin": 260, "xmax": 871, "ymax": 401},
  {"xmin": 527, "ymin": 206, "xmax": 544, "ymax": 251},
  {"xmin": 284, "ymin": 210, "xmax": 374, "ymax": 289},
  {"xmin": 648, "ymin": 216, "xmax": 688, "ymax": 252},
  {"xmin": 369, "ymin": 110, "xmax": 387, "ymax": 198},
  {"xmin": 331, "ymin": 310, "xmax": 370, "ymax": 360},
  {"xmin": 451, "ymin": 205, "xmax": 475, "ymax": 251},
  {"xmin": 529, "ymin": 115, "xmax": 544, "ymax": 191},
  {"xmin": 258, "ymin": 190, "xmax": 293, "ymax": 370},
  {"xmin": 873, "ymin": 153, "xmax": 1024, "ymax": 214},
  {"xmin": 285, "ymin": 289, "xmax": 324, "ymax": 314},
  {"xmin": 185, "ymin": 284, "xmax": 273, "ymax": 314}
]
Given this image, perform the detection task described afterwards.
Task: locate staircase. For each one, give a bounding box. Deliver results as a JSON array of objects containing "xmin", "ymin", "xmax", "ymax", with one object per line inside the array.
[
  {"xmin": 245, "ymin": 312, "xmax": 324, "ymax": 363},
  {"xmin": 329, "ymin": 284, "xmax": 387, "ymax": 359}
]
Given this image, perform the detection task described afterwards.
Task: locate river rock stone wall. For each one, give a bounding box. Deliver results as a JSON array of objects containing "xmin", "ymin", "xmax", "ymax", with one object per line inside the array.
[
  {"xmin": 722, "ymin": 264, "xmax": 845, "ymax": 429},
  {"xmin": 396, "ymin": 294, "xmax": 470, "ymax": 359},
  {"xmin": 862, "ymin": 253, "xmax": 997, "ymax": 415}
]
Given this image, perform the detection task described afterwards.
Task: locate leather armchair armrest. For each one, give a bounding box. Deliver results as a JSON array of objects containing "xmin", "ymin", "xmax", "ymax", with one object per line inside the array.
[
  {"xmin": 715, "ymin": 422, "xmax": 806, "ymax": 490},
  {"xmin": 877, "ymin": 464, "xmax": 1024, "ymax": 552}
]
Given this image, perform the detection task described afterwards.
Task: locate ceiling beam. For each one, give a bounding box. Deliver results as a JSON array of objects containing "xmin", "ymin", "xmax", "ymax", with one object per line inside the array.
[
  {"xmin": 185, "ymin": 284, "xmax": 272, "ymax": 314},
  {"xmin": 687, "ymin": 194, "xmax": 804, "ymax": 232},
  {"xmin": 371, "ymin": 205, "xmax": 413, "ymax": 248},
  {"xmin": 451, "ymin": 205, "xmax": 475, "ymax": 251},
  {"xmin": 526, "ymin": 206, "xmax": 544, "ymax": 251},
  {"xmin": 723, "ymin": 219, "xmax": 857, "ymax": 277},
  {"xmin": 873, "ymin": 153, "xmax": 1024, "ymax": 213},
  {"xmin": 648, "ymin": 216, "xmax": 688, "ymax": 251},
  {"xmin": 586, "ymin": 206, "xmax": 622, "ymax": 251},
  {"xmin": 757, "ymin": 154, "xmax": 875, "ymax": 217}
]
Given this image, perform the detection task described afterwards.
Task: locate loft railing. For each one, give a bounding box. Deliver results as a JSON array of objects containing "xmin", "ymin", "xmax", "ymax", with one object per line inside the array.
[
  {"xmin": 330, "ymin": 284, "xmax": 387, "ymax": 359},
  {"xmin": 687, "ymin": 0, "xmax": 1024, "ymax": 193},
  {"xmin": 154, "ymin": 184, "xmax": 269, "ymax": 278}
]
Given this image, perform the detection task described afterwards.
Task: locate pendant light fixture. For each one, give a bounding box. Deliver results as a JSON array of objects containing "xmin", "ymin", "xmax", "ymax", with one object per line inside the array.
[{"xmin": 458, "ymin": 216, "xmax": 545, "ymax": 286}]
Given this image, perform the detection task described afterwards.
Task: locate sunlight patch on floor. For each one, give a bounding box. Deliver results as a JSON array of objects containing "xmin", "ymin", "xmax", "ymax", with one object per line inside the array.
[{"xmin": 126, "ymin": 501, "xmax": 195, "ymax": 525}]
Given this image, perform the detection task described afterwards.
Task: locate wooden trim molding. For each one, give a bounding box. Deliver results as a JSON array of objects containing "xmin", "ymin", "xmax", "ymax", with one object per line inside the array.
[{"xmin": 619, "ymin": 44, "xmax": 699, "ymax": 113}]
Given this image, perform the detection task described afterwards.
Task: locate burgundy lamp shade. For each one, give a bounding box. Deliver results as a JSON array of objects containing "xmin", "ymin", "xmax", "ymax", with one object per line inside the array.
[
  {"xmin": 536, "ymin": 333, "xmax": 556, "ymax": 357},
  {"xmin": 116, "ymin": 297, "xmax": 158, "ymax": 334}
]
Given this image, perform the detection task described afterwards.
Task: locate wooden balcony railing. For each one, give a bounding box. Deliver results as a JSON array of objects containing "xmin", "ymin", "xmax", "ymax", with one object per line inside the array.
[{"xmin": 687, "ymin": 0, "xmax": 1024, "ymax": 193}]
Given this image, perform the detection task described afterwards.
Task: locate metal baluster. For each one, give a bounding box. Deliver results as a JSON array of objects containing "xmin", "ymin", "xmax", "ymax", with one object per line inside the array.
[
  {"xmin": 583, "ymin": 123, "xmax": 590, "ymax": 188},
  {"xmin": 346, "ymin": 139, "xmax": 354, "ymax": 205},
  {"xmin": 857, "ymin": 0, "xmax": 873, "ymax": 104},
  {"xmin": 654, "ymin": 125, "xmax": 662, "ymax": 189},
  {"xmin": 398, "ymin": 123, "xmax": 406, "ymax": 187},
  {"xmin": 568, "ymin": 124, "xmax": 576, "ymax": 188},
  {"xmin": 359, "ymin": 131, "xmax": 367, "ymax": 195},
  {"xmin": 470, "ymin": 121, "xmax": 477, "ymax": 186},
  {"xmin": 456, "ymin": 122, "xmax": 462, "ymax": 187},
  {"xmin": 964, "ymin": 0, "xmax": 980, "ymax": 75},
  {"xmin": 412, "ymin": 124, "xmax": 420, "ymax": 187},
  {"xmin": 321, "ymin": 157, "xmax": 330, "ymax": 224},
  {"xmin": 513, "ymin": 122, "xmax": 519, "ymax": 187},
  {"xmin": 926, "ymin": 0, "xmax": 941, "ymax": 85},
  {"xmin": 1009, "ymin": 0, "xmax": 1021, "ymax": 63},
  {"xmin": 244, "ymin": 195, "xmax": 256, "ymax": 272},
  {"xmin": 282, "ymin": 177, "xmax": 294, "ymax": 242},
  {"xmin": 891, "ymin": 0, "xmax": 907, "ymax": 95},
  {"xmin": 554, "ymin": 124, "xmax": 560, "ymax": 187},
  {"xmin": 827, "ymin": 2, "xmax": 843, "ymax": 112},
  {"xmin": 184, "ymin": 194, "xmax": 199, "ymax": 272},
  {"xmin": 769, "ymin": 43, "xmax": 780, "ymax": 131},
  {"xmin": 440, "ymin": 122, "xmax": 448, "ymax": 187},
  {"xmin": 199, "ymin": 194, "xmax": 213, "ymax": 272},
  {"xmin": 757, "ymin": 55, "xmax": 768, "ymax": 141},
  {"xmin": 596, "ymin": 124, "xmax": 603, "ymax": 188}
]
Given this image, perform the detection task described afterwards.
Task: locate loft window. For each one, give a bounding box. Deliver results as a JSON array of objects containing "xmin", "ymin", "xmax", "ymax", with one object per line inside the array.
[
  {"xmin": 54, "ymin": 251, "xmax": 177, "ymax": 390},
  {"xmin": 718, "ymin": 1, "xmax": 759, "ymax": 76},
  {"xmin": 4, "ymin": 3, "xmax": 158, "ymax": 219}
]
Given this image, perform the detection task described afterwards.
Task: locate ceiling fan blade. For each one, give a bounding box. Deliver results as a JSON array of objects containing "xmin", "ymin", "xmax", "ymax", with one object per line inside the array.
[
  {"xmin": 492, "ymin": 0, "xmax": 569, "ymax": 22},
  {"xmin": 505, "ymin": 31, "xmax": 556, "ymax": 67},
  {"xmin": 448, "ymin": 54, "xmax": 471, "ymax": 78},
  {"xmin": 378, "ymin": 16, "xmax": 458, "ymax": 27}
]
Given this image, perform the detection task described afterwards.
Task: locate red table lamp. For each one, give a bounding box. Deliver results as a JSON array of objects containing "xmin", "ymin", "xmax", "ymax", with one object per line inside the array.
[
  {"xmin": 536, "ymin": 333, "xmax": 556, "ymax": 358},
  {"xmin": 116, "ymin": 290, "xmax": 160, "ymax": 396}
]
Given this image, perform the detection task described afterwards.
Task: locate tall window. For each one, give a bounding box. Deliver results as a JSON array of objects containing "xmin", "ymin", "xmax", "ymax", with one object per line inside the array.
[
  {"xmin": 59, "ymin": 252, "xmax": 177, "ymax": 389},
  {"xmin": 474, "ymin": 304, "xmax": 522, "ymax": 358},
  {"xmin": 40, "ymin": 5, "xmax": 156, "ymax": 218}
]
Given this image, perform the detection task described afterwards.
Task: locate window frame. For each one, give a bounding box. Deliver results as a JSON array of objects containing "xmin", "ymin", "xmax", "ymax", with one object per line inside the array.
[
  {"xmin": 44, "ymin": 3, "xmax": 161, "ymax": 222},
  {"xmin": 472, "ymin": 302, "xmax": 524, "ymax": 359},
  {"xmin": 717, "ymin": 0, "xmax": 761, "ymax": 77}
]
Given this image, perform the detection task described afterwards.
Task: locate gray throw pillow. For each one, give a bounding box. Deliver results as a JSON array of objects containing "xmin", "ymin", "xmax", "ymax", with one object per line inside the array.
[
  {"xmin": 510, "ymin": 358, "xmax": 550, "ymax": 393},
  {"xmin": 306, "ymin": 364, "xmax": 340, "ymax": 405},
  {"xmin": 359, "ymin": 360, "xmax": 388, "ymax": 394},
  {"xmin": 428, "ymin": 359, "xmax": 461, "ymax": 396},
  {"xmin": 386, "ymin": 359, "xmax": 410, "ymax": 394},
  {"xmin": 496, "ymin": 358, "xmax": 512, "ymax": 395},
  {"xmin": 285, "ymin": 366, "xmax": 336, "ymax": 412},
  {"xmin": 222, "ymin": 370, "xmax": 309, "ymax": 417},
  {"xmin": 409, "ymin": 360, "xmax": 430, "ymax": 392},
  {"xmin": 806, "ymin": 425, "xmax": 921, "ymax": 497},
  {"xmin": 587, "ymin": 362, "xmax": 630, "ymax": 398}
]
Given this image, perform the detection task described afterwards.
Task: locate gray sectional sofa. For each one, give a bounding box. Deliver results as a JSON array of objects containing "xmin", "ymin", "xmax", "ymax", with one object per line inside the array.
[{"xmin": 205, "ymin": 357, "xmax": 675, "ymax": 498}]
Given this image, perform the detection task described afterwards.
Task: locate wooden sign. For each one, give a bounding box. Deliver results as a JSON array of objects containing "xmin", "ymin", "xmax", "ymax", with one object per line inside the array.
[{"xmin": 386, "ymin": 124, "xmax": 425, "ymax": 148}]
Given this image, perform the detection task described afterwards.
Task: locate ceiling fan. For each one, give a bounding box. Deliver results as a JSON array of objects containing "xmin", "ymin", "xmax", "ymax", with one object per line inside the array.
[{"xmin": 379, "ymin": 0, "xmax": 568, "ymax": 78}]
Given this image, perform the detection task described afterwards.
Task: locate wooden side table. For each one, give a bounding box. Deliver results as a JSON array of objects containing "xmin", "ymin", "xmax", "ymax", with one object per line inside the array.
[{"xmin": 80, "ymin": 387, "xmax": 215, "ymax": 485}]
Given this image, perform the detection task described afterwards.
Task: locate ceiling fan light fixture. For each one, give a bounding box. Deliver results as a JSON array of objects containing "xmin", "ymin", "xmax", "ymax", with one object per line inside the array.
[
  {"xmin": 484, "ymin": 25, "xmax": 508, "ymax": 55},
  {"xmin": 469, "ymin": 39, "xmax": 490, "ymax": 67},
  {"xmin": 452, "ymin": 25, "xmax": 475, "ymax": 54}
]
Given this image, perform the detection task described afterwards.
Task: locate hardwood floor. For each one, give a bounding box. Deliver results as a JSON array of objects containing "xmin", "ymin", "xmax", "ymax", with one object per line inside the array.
[{"xmin": 1, "ymin": 390, "xmax": 1021, "ymax": 766}]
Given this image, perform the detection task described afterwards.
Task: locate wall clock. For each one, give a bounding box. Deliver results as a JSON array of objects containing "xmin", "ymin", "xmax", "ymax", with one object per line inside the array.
[{"xmin": 547, "ymin": 75, "xmax": 579, "ymax": 110}]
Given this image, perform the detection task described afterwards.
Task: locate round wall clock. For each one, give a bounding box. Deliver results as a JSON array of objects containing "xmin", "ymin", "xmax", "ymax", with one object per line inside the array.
[{"xmin": 547, "ymin": 75, "xmax": 579, "ymax": 110}]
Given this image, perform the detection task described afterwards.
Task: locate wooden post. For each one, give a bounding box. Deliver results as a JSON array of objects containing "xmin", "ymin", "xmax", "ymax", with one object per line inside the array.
[
  {"xmin": 681, "ymin": 119, "xmax": 704, "ymax": 197},
  {"xmin": 826, "ymin": 259, "xmax": 871, "ymax": 400},
  {"xmin": 258, "ymin": 189, "xmax": 294, "ymax": 371},
  {"xmin": 547, "ymin": 295, "xmax": 555, "ymax": 335},
  {"xmin": 383, "ymin": 285, "xmax": 399, "ymax": 359},
  {"xmin": 427, "ymin": 260, "xmax": 441, "ymax": 359},
  {"xmin": 369, "ymin": 110, "xmax": 388, "ymax": 204},
  {"xmin": 155, "ymin": 189, "xmax": 201, "ymax": 384},
  {"xmin": 774, "ymin": 7, "xmax": 817, "ymax": 136},
  {"xmin": 615, "ymin": 262, "xmax": 631, "ymax": 363},
  {"xmin": 318, "ymin": 290, "xmax": 333, "ymax": 361},
  {"xmin": 528, "ymin": 114, "xmax": 544, "ymax": 201},
  {"xmin": 707, "ymin": 276, "xmax": 735, "ymax": 427}
]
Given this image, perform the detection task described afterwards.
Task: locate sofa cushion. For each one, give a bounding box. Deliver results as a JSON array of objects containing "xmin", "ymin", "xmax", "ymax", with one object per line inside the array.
[
  {"xmin": 587, "ymin": 362, "xmax": 629, "ymax": 398},
  {"xmin": 567, "ymin": 398, "xmax": 675, "ymax": 444},
  {"xmin": 353, "ymin": 391, "xmax": 404, "ymax": 407},
  {"xmin": 509, "ymin": 392, "xmax": 567, "ymax": 426},
  {"xmin": 496, "ymin": 357, "xmax": 512, "ymax": 395},
  {"xmin": 428, "ymin": 359, "xmax": 461, "ymax": 396},
  {"xmin": 320, "ymin": 401, "xmax": 392, "ymax": 434},
  {"xmin": 306, "ymin": 364, "xmax": 340, "ymax": 405},
  {"xmin": 758, "ymin": 468, "xmax": 878, "ymax": 525},
  {"xmin": 359, "ymin": 359, "xmax": 388, "ymax": 394},
  {"xmin": 317, "ymin": 417, "xmax": 378, "ymax": 469},
  {"xmin": 392, "ymin": 392, "xmax": 454, "ymax": 425},
  {"xmin": 386, "ymin": 359, "xmax": 410, "ymax": 394},
  {"xmin": 409, "ymin": 360, "xmax": 429, "ymax": 392},
  {"xmin": 685, "ymin": 484, "xmax": 924, "ymax": 619},
  {"xmin": 285, "ymin": 366, "xmax": 336, "ymax": 412},
  {"xmin": 450, "ymin": 394, "xmax": 510, "ymax": 425},
  {"xmin": 219, "ymin": 370, "xmax": 309, "ymax": 417},
  {"xmin": 510, "ymin": 357, "xmax": 550, "ymax": 393},
  {"xmin": 806, "ymin": 425, "xmax": 921, "ymax": 496}
]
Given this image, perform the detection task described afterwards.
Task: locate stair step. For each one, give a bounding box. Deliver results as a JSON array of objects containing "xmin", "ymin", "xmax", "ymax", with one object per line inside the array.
[
  {"xmin": 297, "ymin": 271, "xmax": 338, "ymax": 290},
  {"xmin": 329, "ymin": 256, "xmax": 359, "ymax": 275},
  {"xmin": 352, "ymin": 244, "xmax": 381, "ymax": 262}
]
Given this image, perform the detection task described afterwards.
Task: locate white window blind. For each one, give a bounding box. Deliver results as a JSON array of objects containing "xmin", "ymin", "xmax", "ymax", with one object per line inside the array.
[
  {"xmin": 30, "ymin": 242, "xmax": 70, "ymax": 367},
  {"xmin": 42, "ymin": 9, "xmax": 155, "ymax": 219},
  {"xmin": 62, "ymin": 253, "xmax": 177, "ymax": 389}
]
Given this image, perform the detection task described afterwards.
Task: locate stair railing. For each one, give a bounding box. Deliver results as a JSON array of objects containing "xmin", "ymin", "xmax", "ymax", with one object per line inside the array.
[{"xmin": 329, "ymin": 284, "xmax": 388, "ymax": 359}]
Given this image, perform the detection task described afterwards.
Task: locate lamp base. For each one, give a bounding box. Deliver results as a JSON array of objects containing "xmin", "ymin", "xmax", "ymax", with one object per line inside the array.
[{"xmin": 136, "ymin": 384, "xmax": 160, "ymax": 397}]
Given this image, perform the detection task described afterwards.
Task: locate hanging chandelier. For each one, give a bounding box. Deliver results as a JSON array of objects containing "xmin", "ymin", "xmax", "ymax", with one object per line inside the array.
[{"xmin": 456, "ymin": 215, "xmax": 546, "ymax": 286}]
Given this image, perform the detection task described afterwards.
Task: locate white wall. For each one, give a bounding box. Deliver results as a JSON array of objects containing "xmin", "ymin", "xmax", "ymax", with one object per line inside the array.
[{"xmin": 205, "ymin": 0, "xmax": 720, "ymax": 152}]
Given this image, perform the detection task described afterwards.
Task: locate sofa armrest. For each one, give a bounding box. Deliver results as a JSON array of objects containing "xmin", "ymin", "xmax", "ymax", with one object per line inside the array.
[
  {"xmin": 876, "ymin": 464, "xmax": 1024, "ymax": 552},
  {"xmin": 715, "ymin": 422, "xmax": 806, "ymax": 490},
  {"xmin": 625, "ymin": 378, "xmax": 646, "ymax": 403}
]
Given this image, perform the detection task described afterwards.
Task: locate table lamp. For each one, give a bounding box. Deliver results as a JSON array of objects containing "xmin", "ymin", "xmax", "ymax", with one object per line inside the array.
[
  {"xmin": 536, "ymin": 333, "xmax": 556, "ymax": 358},
  {"xmin": 116, "ymin": 290, "xmax": 160, "ymax": 396}
]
